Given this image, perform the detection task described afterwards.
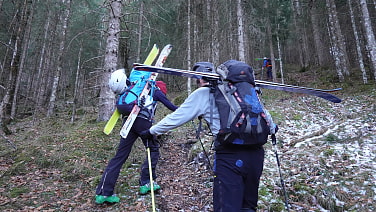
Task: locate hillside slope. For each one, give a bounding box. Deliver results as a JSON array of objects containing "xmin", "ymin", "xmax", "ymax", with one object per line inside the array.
[{"xmin": 0, "ymin": 85, "xmax": 375, "ymax": 211}]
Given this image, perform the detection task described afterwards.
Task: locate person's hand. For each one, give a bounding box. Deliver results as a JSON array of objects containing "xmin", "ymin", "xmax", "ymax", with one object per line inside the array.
[
  {"xmin": 139, "ymin": 95, "xmax": 146, "ymax": 108},
  {"xmin": 140, "ymin": 130, "xmax": 161, "ymax": 146},
  {"xmin": 140, "ymin": 129, "xmax": 154, "ymax": 140}
]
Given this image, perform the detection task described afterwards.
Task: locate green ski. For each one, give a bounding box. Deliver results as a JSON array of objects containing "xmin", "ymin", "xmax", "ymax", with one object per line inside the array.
[{"xmin": 103, "ymin": 44, "xmax": 160, "ymax": 135}]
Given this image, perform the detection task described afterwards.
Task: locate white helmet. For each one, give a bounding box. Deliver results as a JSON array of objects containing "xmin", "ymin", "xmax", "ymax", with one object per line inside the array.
[{"xmin": 108, "ymin": 69, "xmax": 128, "ymax": 94}]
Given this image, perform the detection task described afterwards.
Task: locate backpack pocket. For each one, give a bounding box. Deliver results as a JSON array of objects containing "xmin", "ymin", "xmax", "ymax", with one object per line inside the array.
[{"xmin": 218, "ymin": 113, "xmax": 269, "ymax": 146}]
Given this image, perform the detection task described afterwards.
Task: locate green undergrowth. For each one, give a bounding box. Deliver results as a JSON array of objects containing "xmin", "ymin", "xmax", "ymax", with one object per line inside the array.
[{"xmin": 0, "ymin": 110, "xmax": 148, "ymax": 211}]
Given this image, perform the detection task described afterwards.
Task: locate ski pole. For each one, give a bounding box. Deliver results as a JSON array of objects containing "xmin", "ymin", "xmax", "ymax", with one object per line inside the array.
[
  {"xmin": 192, "ymin": 118, "xmax": 213, "ymax": 171},
  {"xmin": 146, "ymin": 140, "xmax": 156, "ymax": 212},
  {"xmin": 271, "ymin": 134, "xmax": 289, "ymax": 211}
]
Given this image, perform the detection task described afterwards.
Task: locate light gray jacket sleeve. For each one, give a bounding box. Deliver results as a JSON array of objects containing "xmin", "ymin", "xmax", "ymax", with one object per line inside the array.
[{"xmin": 150, "ymin": 87, "xmax": 220, "ymax": 135}]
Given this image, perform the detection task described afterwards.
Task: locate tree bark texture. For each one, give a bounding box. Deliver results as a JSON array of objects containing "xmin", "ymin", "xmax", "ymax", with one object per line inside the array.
[
  {"xmin": 97, "ymin": 0, "xmax": 122, "ymax": 121},
  {"xmin": 309, "ymin": 0, "xmax": 327, "ymax": 66},
  {"xmin": 349, "ymin": 0, "xmax": 367, "ymax": 84},
  {"xmin": 359, "ymin": 0, "xmax": 376, "ymax": 81},
  {"xmin": 326, "ymin": 0, "xmax": 350, "ymax": 81},
  {"xmin": 236, "ymin": 0, "xmax": 245, "ymax": 62},
  {"xmin": 0, "ymin": 0, "xmax": 32, "ymax": 134},
  {"xmin": 47, "ymin": 0, "xmax": 72, "ymax": 117}
]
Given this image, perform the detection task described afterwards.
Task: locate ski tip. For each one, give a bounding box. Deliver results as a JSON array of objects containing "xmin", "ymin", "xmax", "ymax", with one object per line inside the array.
[
  {"xmin": 332, "ymin": 98, "xmax": 342, "ymax": 103},
  {"xmin": 326, "ymin": 94, "xmax": 342, "ymax": 103}
]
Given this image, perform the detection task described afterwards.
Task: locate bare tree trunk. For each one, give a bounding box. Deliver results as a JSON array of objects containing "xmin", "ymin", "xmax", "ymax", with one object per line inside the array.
[
  {"xmin": 0, "ymin": 0, "xmax": 32, "ymax": 134},
  {"xmin": 291, "ymin": 0, "xmax": 305, "ymax": 67},
  {"xmin": 359, "ymin": 0, "xmax": 376, "ymax": 81},
  {"xmin": 236, "ymin": 0, "xmax": 245, "ymax": 62},
  {"xmin": 349, "ymin": 0, "xmax": 367, "ymax": 84},
  {"xmin": 71, "ymin": 43, "xmax": 83, "ymax": 123},
  {"xmin": 326, "ymin": 0, "xmax": 349, "ymax": 81},
  {"xmin": 206, "ymin": 0, "xmax": 211, "ymax": 61},
  {"xmin": 277, "ymin": 26, "xmax": 284, "ymax": 84},
  {"xmin": 97, "ymin": 0, "xmax": 122, "ymax": 121},
  {"xmin": 187, "ymin": 0, "xmax": 192, "ymax": 95},
  {"xmin": 211, "ymin": 0, "xmax": 220, "ymax": 66},
  {"xmin": 136, "ymin": 1, "xmax": 144, "ymax": 63},
  {"xmin": 13, "ymin": 0, "xmax": 35, "ymax": 117},
  {"xmin": 309, "ymin": 0, "xmax": 326, "ymax": 66},
  {"xmin": 264, "ymin": 1, "xmax": 276, "ymax": 82},
  {"xmin": 32, "ymin": 5, "xmax": 51, "ymax": 119},
  {"xmin": 47, "ymin": 0, "xmax": 72, "ymax": 117}
]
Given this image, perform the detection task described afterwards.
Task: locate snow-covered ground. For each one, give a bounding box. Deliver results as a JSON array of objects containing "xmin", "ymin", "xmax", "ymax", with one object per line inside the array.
[{"xmin": 260, "ymin": 92, "xmax": 375, "ymax": 211}]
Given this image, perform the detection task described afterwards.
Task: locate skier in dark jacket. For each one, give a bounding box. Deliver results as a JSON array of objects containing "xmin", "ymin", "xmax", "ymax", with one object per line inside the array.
[
  {"xmin": 141, "ymin": 62, "xmax": 274, "ymax": 211},
  {"xmin": 95, "ymin": 70, "xmax": 178, "ymax": 204}
]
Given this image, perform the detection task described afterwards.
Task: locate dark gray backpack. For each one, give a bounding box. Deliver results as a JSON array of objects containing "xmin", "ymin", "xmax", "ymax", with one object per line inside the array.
[{"xmin": 214, "ymin": 60, "xmax": 275, "ymax": 146}]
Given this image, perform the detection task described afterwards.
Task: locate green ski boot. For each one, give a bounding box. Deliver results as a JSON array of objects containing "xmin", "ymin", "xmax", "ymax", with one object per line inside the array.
[
  {"xmin": 139, "ymin": 182, "xmax": 161, "ymax": 195},
  {"xmin": 95, "ymin": 195, "xmax": 120, "ymax": 204}
]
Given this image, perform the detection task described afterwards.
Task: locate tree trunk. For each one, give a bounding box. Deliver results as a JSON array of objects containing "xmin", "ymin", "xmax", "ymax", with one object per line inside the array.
[
  {"xmin": 326, "ymin": 0, "xmax": 349, "ymax": 81},
  {"xmin": 291, "ymin": 0, "xmax": 306, "ymax": 67},
  {"xmin": 277, "ymin": 26, "xmax": 285, "ymax": 84},
  {"xmin": 309, "ymin": 0, "xmax": 326, "ymax": 66},
  {"xmin": 187, "ymin": 0, "xmax": 192, "ymax": 95},
  {"xmin": 47, "ymin": 0, "xmax": 72, "ymax": 117},
  {"xmin": 32, "ymin": 4, "xmax": 51, "ymax": 120},
  {"xmin": 265, "ymin": 1, "xmax": 276, "ymax": 82},
  {"xmin": 0, "ymin": 0, "xmax": 32, "ymax": 134},
  {"xmin": 136, "ymin": 1, "xmax": 144, "ymax": 63},
  {"xmin": 97, "ymin": 0, "xmax": 122, "ymax": 121},
  {"xmin": 359, "ymin": 0, "xmax": 376, "ymax": 81},
  {"xmin": 236, "ymin": 0, "xmax": 245, "ymax": 62},
  {"xmin": 211, "ymin": 0, "xmax": 219, "ymax": 66},
  {"xmin": 349, "ymin": 0, "xmax": 367, "ymax": 84},
  {"xmin": 71, "ymin": 43, "xmax": 83, "ymax": 123},
  {"xmin": 13, "ymin": 0, "xmax": 35, "ymax": 117}
]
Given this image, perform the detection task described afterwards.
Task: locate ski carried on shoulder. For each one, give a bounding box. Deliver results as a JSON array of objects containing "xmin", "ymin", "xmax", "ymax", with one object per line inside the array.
[
  {"xmin": 103, "ymin": 44, "xmax": 160, "ymax": 135},
  {"xmin": 254, "ymin": 80, "xmax": 342, "ymax": 93},
  {"xmin": 132, "ymin": 64, "xmax": 342, "ymax": 103},
  {"xmin": 120, "ymin": 44, "xmax": 173, "ymax": 138}
]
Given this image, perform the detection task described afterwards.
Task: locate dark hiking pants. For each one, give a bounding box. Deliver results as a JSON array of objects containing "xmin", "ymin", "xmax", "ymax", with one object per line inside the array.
[
  {"xmin": 213, "ymin": 146, "xmax": 264, "ymax": 211},
  {"xmin": 96, "ymin": 118, "xmax": 159, "ymax": 196}
]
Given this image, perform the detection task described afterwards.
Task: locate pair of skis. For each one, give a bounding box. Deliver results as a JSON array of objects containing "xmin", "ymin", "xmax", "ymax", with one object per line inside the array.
[
  {"xmin": 119, "ymin": 44, "xmax": 172, "ymax": 138},
  {"xmin": 132, "ymin": 64, "xmax": 342, "ymax": 103},
  {"xmin": 103, "ymin": 44, "xmax": 172, "ymax": 136}
]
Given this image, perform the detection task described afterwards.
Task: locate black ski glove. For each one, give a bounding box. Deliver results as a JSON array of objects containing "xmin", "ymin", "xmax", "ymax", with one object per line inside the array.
[
  {"xmin": 140, "ymin": 130, "xmax": 160, "ymax": 146},
  {"xmin": 139, "ymin": 96, "xmax": 146, "ymax": 108},
  {"xmin": 140, "ymin": 129, "xmax": 154, "ymax": 140}
]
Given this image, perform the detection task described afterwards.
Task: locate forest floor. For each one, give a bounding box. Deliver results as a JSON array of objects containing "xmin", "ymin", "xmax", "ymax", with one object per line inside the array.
[{"xmin": 0, "ymin": 79, "xmax": 375, "ymax": 211}]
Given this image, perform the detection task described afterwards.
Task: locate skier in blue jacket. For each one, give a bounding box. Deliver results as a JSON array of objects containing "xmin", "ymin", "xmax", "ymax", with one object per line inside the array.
[{"xmin": 262, "ymin": 57, "xmax": 273, "ymax": 81}]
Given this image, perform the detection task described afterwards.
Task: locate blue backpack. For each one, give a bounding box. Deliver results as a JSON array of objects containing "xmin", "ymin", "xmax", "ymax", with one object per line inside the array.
[{"xmin": 116, "ymin": 69, "xmax": 156, "ymax": 117}]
